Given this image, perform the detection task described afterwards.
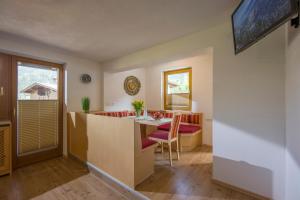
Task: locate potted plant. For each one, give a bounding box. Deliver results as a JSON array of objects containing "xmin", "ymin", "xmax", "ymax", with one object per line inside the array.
[
  {"xmin": 132, "ymin": 99, "xmax": 144, "ymax": 117},
  {"xmin": 81, "ymin": 97, "xmax": 90, "ymax": 113}
]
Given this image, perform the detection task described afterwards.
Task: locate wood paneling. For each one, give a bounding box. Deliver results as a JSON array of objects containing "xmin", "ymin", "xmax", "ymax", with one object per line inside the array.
[
  {"xmin": 179, "ymin": 130, "xmax": 202, "ymax": 151},
  {"xmin": 134, "ymin": 122, "xmax": 157, "ymax": 186},
  {"xmin": 0, "ymin": 53, "xmax": 12, "ymax": 121},
  {"xmin": 0, "ymin": 124, "xmax": 11, "ymax": 176},
  {"xmin": 68, "ymin": 113, "xmax": 158, "ymax": 188},
  {"xmin": 86, "ymin": 114, "xmax": 135, "ymax": 188},
  {"xmin": 67, "ymin": 112, "xmax": 88, "ymax": 162}
]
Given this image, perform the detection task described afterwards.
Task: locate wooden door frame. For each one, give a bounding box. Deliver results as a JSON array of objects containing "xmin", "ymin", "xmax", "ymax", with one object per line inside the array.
[{"xmin": 11, "ymin": 56, "xmax": 64, "ymax": 169}]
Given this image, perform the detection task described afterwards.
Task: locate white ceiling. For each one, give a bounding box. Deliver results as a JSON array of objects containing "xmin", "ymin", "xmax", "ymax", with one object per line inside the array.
[{"xmin": 0, "ymin": 0, "xmax": 238, "ymax": 62}]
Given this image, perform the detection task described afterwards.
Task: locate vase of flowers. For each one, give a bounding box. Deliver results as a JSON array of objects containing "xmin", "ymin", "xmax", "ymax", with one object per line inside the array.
[
  {"xmin": 81, "ymin": 97, "xmax": 90, "ymax": 113},
  {"xmin": 132, "ymin": 99, "xmax": 144, "ymax": 117}
]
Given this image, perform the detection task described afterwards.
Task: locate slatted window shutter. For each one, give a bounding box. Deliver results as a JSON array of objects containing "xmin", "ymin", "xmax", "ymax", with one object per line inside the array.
[
  {"xmin": 18, "ymin": 100, "xmax": 58, "ymax": 155},
  {"xmin": 0, "ymin": 130, "xmax": 5, "ymax": 167},
  {"xmin": 0, "ymin": 126, "xmax": 10, "ymax": 172}
]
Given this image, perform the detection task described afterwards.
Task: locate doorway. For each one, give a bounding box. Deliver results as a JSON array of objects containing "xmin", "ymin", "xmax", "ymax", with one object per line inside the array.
[{"xmin": 12, "ymin": 56, "xmax": 64, "ymax": 168}]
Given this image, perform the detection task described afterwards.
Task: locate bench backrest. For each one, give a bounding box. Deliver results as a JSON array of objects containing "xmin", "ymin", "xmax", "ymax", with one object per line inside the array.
[
  {"xmin": 94, "ymin": 110, "xmax": 203, "ymax": 126},
  {"xmin": 148, "ymin": 110, "xmax": 202, "ymax": 126}
]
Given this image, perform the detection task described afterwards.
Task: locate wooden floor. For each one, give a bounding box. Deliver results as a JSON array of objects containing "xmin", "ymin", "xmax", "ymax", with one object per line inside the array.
[
  {"xmin": 0, "ymin": 157, "xmax": 89, "ymax": 200},
  {"xmin": 32, "ymin": 174, "xmax": 127, "ymax": 200},
  {"xmin": 0, "ymin": 146, "xmax": 259, "ymax": 200},
  {"xmin": 136, "ymin": 146, "xmax": 259, "ymax": 200}
]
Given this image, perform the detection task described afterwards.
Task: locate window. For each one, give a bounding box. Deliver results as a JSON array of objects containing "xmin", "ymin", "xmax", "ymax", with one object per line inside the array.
[
  {"xmin": 164, "ymin": 68, "xmax": 192, "ymax": 111},
  {"xmin": 18, "ymin": 64, "xmax": 58, "ymax": 100}
]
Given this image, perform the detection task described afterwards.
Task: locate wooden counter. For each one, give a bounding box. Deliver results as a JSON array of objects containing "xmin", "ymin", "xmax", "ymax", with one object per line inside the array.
[
  {"xmin": 0, "ymin": 121, "xmax": 12, "ymax": 176},
  {"xmin": 0, "ymin": 121, "xmax": 11, "ymax": 126},
  {"xmin": 67, "ymin": 112, "xmax": 157, "ymax": 188}
]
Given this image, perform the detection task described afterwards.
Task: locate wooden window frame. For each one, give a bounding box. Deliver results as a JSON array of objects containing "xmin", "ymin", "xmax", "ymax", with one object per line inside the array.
[{"xmin": 163, "ymin": 68, "xmax": 192, "ymax": 111}]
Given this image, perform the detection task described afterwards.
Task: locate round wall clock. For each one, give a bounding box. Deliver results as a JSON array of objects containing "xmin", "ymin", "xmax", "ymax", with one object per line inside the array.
[
  {"xmin": 80, "ymin": 74, "xmax": 92, "ymax": 83},
  {"xmin": 124, "ymin": 76, "xmax": 141, "ymax": 96}
]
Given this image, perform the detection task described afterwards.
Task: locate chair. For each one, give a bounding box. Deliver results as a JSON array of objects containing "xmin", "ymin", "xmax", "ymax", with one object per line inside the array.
[{"xmin": 148, "ymin": 114, "xmax": 182, "ymax": 166}]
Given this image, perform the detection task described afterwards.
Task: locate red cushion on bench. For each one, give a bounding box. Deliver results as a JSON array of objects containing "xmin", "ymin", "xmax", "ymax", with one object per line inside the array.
[
  {"xmin": 142, "ymin": 138, "xmax": 157, "ymax": 149},
  {"xmin": 158, "ymin": 123, "xmax": 201, "ymax": 134},
  {"xmin": 179, "ymin": 124, "xmax": 201, "ymax": 134}
]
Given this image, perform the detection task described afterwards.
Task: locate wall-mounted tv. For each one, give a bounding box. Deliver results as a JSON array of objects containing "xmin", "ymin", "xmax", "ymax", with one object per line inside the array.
[{"xmin": 232, "ymin": 0, "xmax": 298, "ymax": 54}]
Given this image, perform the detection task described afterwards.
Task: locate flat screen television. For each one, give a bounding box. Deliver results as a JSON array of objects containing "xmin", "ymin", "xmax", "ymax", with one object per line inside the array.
[{"xmin": 232, "ymin": 0, "xmax": 298, "ymax": 54}]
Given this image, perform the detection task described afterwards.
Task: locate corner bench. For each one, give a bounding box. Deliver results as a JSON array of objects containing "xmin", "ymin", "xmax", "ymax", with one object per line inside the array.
[
  {"xmin": 157, "ymin": 112, "xmax": 203, "ymax": 152},
  {"xmin": 93, "ymin": 110, "xmax": 203, "ymax": 151}
]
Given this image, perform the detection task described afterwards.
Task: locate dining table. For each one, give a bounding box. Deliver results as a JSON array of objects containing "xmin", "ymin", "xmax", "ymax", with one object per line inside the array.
[
  {"xmin": 135, "ymin": 117, "xmax": 172, "ymax": 126},
  {"xmin": 131, "ymin": 116, "xmax": 172, "ymax": 142}
]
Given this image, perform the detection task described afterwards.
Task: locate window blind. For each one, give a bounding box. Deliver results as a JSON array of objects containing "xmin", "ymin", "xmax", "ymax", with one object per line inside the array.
[{"xmin": 18, "ymin": 100, "xmax": 58, "ymax": 155}]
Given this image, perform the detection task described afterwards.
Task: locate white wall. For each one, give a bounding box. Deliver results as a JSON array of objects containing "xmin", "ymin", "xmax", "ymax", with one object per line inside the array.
[
  {"xmin": 0, "ymin": 32, "xmax": 103, "ymax": 155},
  {"xmin": 103, "ymin": 52, "xmax": 213, "ymax": 145},
  {"xmin": 104, "ymin": 68, "xmax": 146, "ymax": 111},
  {"xmin": 102, "ymin": 23, "xmax": 286, "ymax": 199},
  {"xmin": 144, "ymin": 52, "xmax": 213, "ymax": 145},
  {"xmin": 285, "ymin": 26, "xmax": 300, "ymax": 200},
  {"xmin": 213, "ymin": 26, "xmax": 285, "ymax": 200}
]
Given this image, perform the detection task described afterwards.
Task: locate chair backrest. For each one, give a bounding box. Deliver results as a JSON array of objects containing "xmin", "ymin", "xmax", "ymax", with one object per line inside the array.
[{"xmin": 169, "ymin": 114, "xmax": 182, "ymax": 139}]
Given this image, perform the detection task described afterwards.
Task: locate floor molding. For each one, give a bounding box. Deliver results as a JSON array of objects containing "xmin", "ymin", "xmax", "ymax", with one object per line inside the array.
[
  {"xmin": 87, "ymin": 162, "xmax": 149, "ymax": 200},
  {"xmin": 212, "ymin": 179, "xmax": 271, "ymax": 200},
  {"xmin": 65, "ymin": 153, "xmax": 87, "ymax": 166}
]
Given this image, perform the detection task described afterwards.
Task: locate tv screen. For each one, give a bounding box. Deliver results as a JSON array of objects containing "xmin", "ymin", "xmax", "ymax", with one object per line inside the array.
[{"xmin": 232, "ymin": 0, "xmax": 297, "ymax": 54}]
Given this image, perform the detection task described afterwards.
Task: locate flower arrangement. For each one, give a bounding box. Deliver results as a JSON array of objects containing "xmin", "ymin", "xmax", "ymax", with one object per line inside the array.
[
  {"xmin": 81, "ymin": 97, "xmax": 90, "ymax": 113},
  {"xmin": 151, "ymin": 111, "xmax": 164, "ymax": 120},
  {"xmin": 132, "ymin": 99, "xmax": 144, "ymax": 117}
]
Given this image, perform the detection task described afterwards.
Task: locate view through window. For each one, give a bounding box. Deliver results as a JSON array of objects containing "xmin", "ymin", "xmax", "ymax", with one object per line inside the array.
[
  {"xmin": 18, "ymin": 64, "xmax": 58, "ymax": 100},
  {"xmin": 164, "ymin": 68, "xmax": 192, "ymax": 110}
]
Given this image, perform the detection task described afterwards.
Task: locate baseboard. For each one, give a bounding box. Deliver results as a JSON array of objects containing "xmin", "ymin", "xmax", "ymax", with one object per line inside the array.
[
  {"xmin": 212, "ymin": 179, "xmax": 271, "ymax": 200},
  {"xmin": 66, "ymin": 156, "xmax": 148, "ymax": 199},
  {"xmin": 201, "ymin": 144, "xmax": 212, "ymax": 148},
  {"xmin": 65, "ymin": 153, "xmax": 87, "ymax": 166},
  {"xmin": 86, "ymin": 162, "xmax": 149, "ymax": 200}
]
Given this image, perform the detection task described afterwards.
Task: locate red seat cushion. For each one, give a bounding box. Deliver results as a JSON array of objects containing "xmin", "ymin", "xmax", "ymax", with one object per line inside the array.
[
  {"xmin": 142, "ymin": 138, "xmax": 157, "ymax": 149},
  {"xmin": 157, "ymin": 123, "xmax": 171, "ymax": 131},
  {"xmin": 148, "ymin": 130, "xmax": 169, "ymax": 140},
  {"xmin": 158, "ymin": 123, "xmax": 201, "ymax": 134}
]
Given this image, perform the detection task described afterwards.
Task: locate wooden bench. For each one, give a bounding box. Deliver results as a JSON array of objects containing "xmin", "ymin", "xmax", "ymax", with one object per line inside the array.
[
  {"xmin": 93, "ymin": 110, "xmax": 203, "ymax": 151},
  {"xmin": 155, "ymin": 111, "xmax": 203, "ymax": 152}
]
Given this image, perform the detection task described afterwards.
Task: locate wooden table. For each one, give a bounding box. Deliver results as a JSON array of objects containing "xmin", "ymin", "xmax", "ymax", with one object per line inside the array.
[
  {"xmin": 135, "ymin": 117, "xmax": 172, "ymax": 126},
  {"xmin": 134, "ymin": 117, "xmax": 171, "ymax": 138}
]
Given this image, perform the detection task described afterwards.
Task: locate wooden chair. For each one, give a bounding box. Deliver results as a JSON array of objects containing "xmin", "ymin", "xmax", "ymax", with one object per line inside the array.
[{"xmin": 148, "ymin": 114, "xmax": 182, "ymax": 166}]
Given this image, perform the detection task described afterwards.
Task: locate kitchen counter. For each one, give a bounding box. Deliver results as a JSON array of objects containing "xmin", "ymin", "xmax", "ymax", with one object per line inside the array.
[{"xmin": 0, "ymin": 120, "xmax": 11, "ymax": 126}]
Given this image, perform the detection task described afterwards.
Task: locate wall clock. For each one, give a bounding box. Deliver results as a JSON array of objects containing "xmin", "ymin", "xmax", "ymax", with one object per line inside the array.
[
  {"xmin": 80, "ymin": 74, "xmax": 92, "ymax": 83},
  {"xmin": 124, "ymin": 76, "xmax": 141, "ymax": 96}
]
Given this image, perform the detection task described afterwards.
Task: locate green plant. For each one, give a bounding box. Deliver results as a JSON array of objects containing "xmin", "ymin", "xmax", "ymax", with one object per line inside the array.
[
  {"xmin": 132, "ymin": 99, "xmax": 144, "ymax": 116},
  {"xmin": 81, "ymin": 97, "xmax": 90, "ymax": 113}
]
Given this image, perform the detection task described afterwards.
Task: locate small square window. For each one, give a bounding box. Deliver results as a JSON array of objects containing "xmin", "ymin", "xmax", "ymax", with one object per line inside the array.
[{"xmin": 164, "ymin": 68, "xmax": 192, "ymax": 111}]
